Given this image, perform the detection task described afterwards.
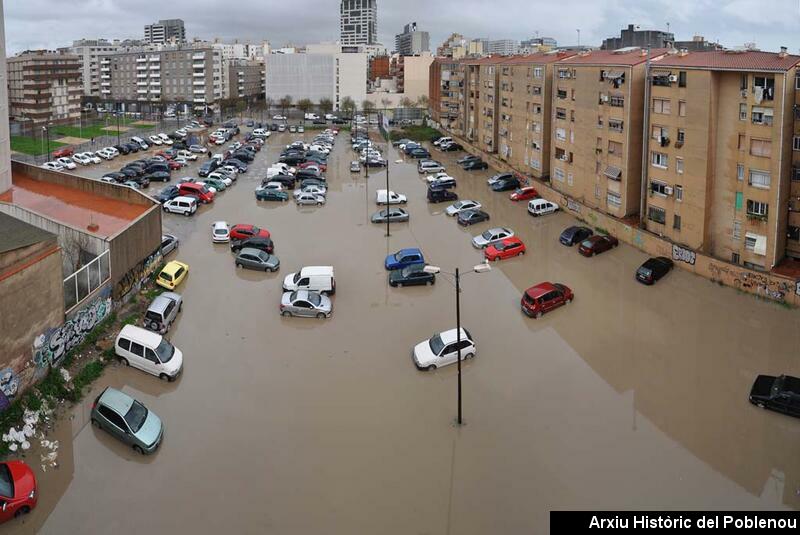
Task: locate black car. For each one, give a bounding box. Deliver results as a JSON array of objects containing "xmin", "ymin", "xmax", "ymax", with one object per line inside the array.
[
  {"xmin": 750, "ymin": 375, "xmax": 800, "ymax": 417},
  {"xmin": 118, "ymin": 168, "xmax": 138, "ymax": 179},
  {"xmin": 403, "ymin": 144, "xmax": 422, "ymax": 155},
  {"xmin": 559, "ymin": 226, "xmax": 593, "ymax": 246},
  {"xmin": 457, "ymin": 209, "xmax": 490, "ymax": 226},
  {"xmin": 635, "ymin": 257, "xmax": 674, "ymax": 285},
  {"xmin": 121, "ymin": 165, "xmax": 145, "ymax": 176},
  {"xmin": 389, "ymin": 264, "xmax": 435, "ymax": 287},
  {"xmin": 280, "ymin": 154, "xmax": 306, "ymax": 165},
  {"xmin": 127, "ymin": 175, "xmax": 150, "ymax": 188},
  {"xmin": 114, "ymin": 144, "xmax": 131, "ymax": 155},
  {"xmin": 463, "ymin": 159, "xmax": 489, "ymax": 171},
  {"xmin": 427, "ymin": 186, "xmax": 458, "ymax": 203},
  {"xmin": 296, "ymin": 169, "xmax": 321, "ymax": 180},
  {"xmin": 199, "ymin": 161, "xmax": 219, "ymax": 177},
  {"xmin": 491, "ymin": 177, "xmax": 521, "ymax": 192},
  {"xmin": 230, "ymin": 236, "xmax": 274, "ymax": 254},
  {"xmin": 224, "ymin": 159, "xmax": 248, "ymax": 173},
  {"xmin": 146, "ymin": 171, "xmax": 171, "ymax": 183},
  {"xmin": 457, "ymin": 154, "xmax": 480, "ymax": 165},
  {"xmin": 246, "ymin": 120, "xmax": 255, "ymax": 127},
  {"xmin": 154, "ymin": 185, "xmax": 180, "ymax": 203},
  {"xmin": 173, "ymin": 141, "xmax": 187, "ymax": 151},
  {"xmin": 269, "ymin": 123, "xmax": 278, "ymax": 131},
  {"xmin": 441, "ymin": 143, "xmax": 463, "ymax": 152},
  {"xmin": 145, "ymin": 164, "xmax": 170, "ymax": 175},
  {"xmin": 102, "ymin": 172, "xmax": 126, "ymax": 182},
  {"xmin": 266, "ymin": 175, "xmax": 296, "ymax": 188},
  {"xmin": 313, "ymin": 119, "xmax": 326, "ymax": 125},
  {"xmin": 366, "ymin": 158, "xmax": 388, "ymax": 167},
  {"xmin": 123, "ymin": 142, "xmax": 140, "ymax": 153},
  {"xmin": 232, "ymin": 150, "xmax": 254, "ymax": 162},
  {"xmin": 409, "ymin": 148, "xmax": 431, "ymax": 159}
]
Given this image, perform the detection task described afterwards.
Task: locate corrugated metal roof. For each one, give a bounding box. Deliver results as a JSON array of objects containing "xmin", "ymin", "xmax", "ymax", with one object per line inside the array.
[
  {"xmin": 655, "ymin": 50, "xmax": 800, "ymax": 72},
  {"xmin": 0, "ymin": 212, "xmax": 56, "ymax": 254}
]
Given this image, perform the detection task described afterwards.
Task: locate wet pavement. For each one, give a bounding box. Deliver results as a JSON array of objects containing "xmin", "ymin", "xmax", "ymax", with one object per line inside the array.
[{"xmin": 5, "ymin": 125, "xmax": 800, "ymax": 534}]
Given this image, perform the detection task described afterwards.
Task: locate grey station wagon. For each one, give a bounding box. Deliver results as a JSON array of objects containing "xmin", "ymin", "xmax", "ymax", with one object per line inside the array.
[
  {"xmin": 90, "ymin": 387, "xmax": 163, "ymax": 454},
  {"xmin": 235, "ymin": 248, "xmax": 280, "ymax": 272}
]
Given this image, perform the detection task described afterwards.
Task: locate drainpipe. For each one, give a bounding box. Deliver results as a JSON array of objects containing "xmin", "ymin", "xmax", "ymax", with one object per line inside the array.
[
  {"xmin": 639, "ymin": 47, "xmax": 651, "ymax": 229},
  {"xmin": 774, "ymin": 72, "xmax": 786, "ymax": 267}
]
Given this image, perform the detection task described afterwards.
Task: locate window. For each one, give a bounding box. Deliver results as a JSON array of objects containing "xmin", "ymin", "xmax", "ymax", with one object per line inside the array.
[
  {"xmin": 607, "ymin": 192, "xmax": 621, "ymax": 209},
  {"xmin": 130, "ymin": 342, "xmax": 144, "ymax": 358},
  {"xmin": 749, "ymin": 170, "xmax": 771, "ymax": 189},
  {"xmin": 651, "ymin": 181, "xmax": 670, "ymax": 196},
  {"xmin": 554, "ymin": 167, "xmax": 565, "ymax": 182},
  {"xmin": 532, "ymin": 86, "xmax": 542, "ymax": 95},
  {"xmin": 652, "ymin": 125, "xmax": 668, "ymax": 140},
  {"xmin": 745, "ymin": 235, "xmax": 757, "ymax": 251},
  {"xmin": 609, "ymin": 95, "xmax": 624, "ymax": 107},
  {"xmin": 556, "ymin": 128, "xmax": 566, "ymax": 141},
  {"xmin": 677, "ymin": 129, "xmax": 685, "ymax": 144},
  {"xmin": 735, "ymin": 192, "xmax": 743, "ymax": 211},
  {"xmin": 739, "ymin": 103, "xmax": 747, "ymax": 121},
  {"xmin": 648, "ymin": 206, "xmax": 666, "ymax": 224},
  {"xmin": 555, "ymin": 108, "xmax": 566, "ymax": 120},
  {"xmin": 652, "ymin": 98, "xmax": 670, "ymax": 114},
  {"xmin": 533, "ymin": 67, "xmax": 543, "ymax": 78},
  {"xmin": 651, "ymin": 151, "xmax": 668, "ymax": 169},
  {"xmin": 751, "ymin": 107, "xmax": 774, "ymax": 126},
  {"xmin": 595, "ymin": 185, "xmax": 602, "ymax": 198},
  {"xmin": 608, "ymin": 140, "xmax": 622, "ymax": 155},
  {"xmin": 737, "ymin": 164, "xmax": 744, "ymax": 181},
  {"xmin": 750, "ymin": 138, "xmax": 771, "ymax": 158},
  {"xmin": 738, "ymin": 135, "xmax": 746, "ymax": 150},
  {"xmin": 597, "ymin": 115, "xmax": 604, "ymax": 128},
  {"xmin": 608, "ymin": 119, "xmax": 624, "ymax": 132},
  {"xmin": 567, "ymin": 173, "xmax": 574, "ymax": 186},
  {"xmin": 678, "ymin": 101, "xmax": 686, "ymax": 117},
  {"xmin": 678, "ymin": 71, "xmax": 687, "ymax": 87},
  {"xmin": 673, "ymin": 214, "xmax": 682, "ymax": 230},
  {"xmin": 676, "ymin": 159, "xmax": 684, "ymax": 175},
  {"xmin": 744, "ymin": 233, "xmax": 767, "ymax": 255},
  {"xmin": 732, "ymin": 253, "xmax": 741, "ymax": 264},
  {"xmin": 788, "ymin": 226, "xmax": 800, "ymax": 241},
  {"xmin": 746, "ymin": 199, "xmax": 768, "ymax": 218},
  {"xmin": 793, "ymin": 136, "xmax": 800, "ymax": 151},
  {"xmin": 733, "ymin": 220, "xmax": 742, "ymax": 240},
  {"xmin": 740, "ymin": 74, "xmax": 748, "ymax": 91},
  {"xmin": 118, "ymin": 338, "xmax": 131, "ymax": 352},
  {"xmin": 675, "ymin": 185, "xmax": 683, "ymax": 201}
]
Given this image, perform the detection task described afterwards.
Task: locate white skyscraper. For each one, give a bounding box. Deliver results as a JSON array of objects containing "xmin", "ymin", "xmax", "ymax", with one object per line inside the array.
[{"xmin": 340, "ymin": 0, "xmax": 377, "ymax": 46}]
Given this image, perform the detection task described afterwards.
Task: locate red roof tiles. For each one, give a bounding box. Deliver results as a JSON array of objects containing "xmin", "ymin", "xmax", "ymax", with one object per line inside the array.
[
  {"xmin": 654, "ymin": 49, "xmax": 800, "ymax": 72},
  {"xmin": 558, "ymin": 48, "xmax": 671, "ymax": 66}
]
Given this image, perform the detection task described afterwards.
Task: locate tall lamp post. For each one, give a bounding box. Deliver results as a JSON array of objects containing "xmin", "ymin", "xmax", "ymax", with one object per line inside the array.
[
  {"xmin": 115, "ymin": 111, "xmax": 121, "ymax": 147},
  {"xmin": 423, "ymin": 262, "xmax": 492, "ymax": 425},
  {"xmin": 42, "ymin": 126, "xmax": 50, "ymax": 162}
]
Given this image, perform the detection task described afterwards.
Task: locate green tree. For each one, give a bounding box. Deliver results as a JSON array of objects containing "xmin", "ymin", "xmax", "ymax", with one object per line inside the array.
[
  {"xmin": 319, "ymin": 97, "xmax": 334, "ymax": 115},
  {"xmin": 297, "ymin": 98, "xmax": 313, "ymax": 119},
  {"xmin": 362, "ymin": 100, "xmax": 376, "ymax": 113},
  {"xmin": 340, "ymin": 96, "xmax": 355, "ymax": 116},
  {"xmin": 279, "ymin": 95, "xmax": 293, "ymax": 116}
]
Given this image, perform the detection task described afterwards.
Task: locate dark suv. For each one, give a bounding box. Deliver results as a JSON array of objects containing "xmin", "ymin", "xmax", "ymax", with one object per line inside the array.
[{"xmin": 427, "ymin": 187, "xmax": 458, "ymax": 203}]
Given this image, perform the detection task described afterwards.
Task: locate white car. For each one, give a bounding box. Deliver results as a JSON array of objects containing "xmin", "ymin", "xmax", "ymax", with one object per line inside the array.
[
  {"xmin": 309, "ymin": 145, "xmax": 331, "ymax": 155},
  {"xmin": 207, "ymin": 172, "xmax": 233, "ymax": 187},
  {"xmin": 175, "ymin": 129, "xmax": 188, "ymax": 137},
  {"xmin": 56, "ymin": 157, "xmax": 77, "ymax": 170},
  {"xmin": 211, "ymin": 221, "xmax": 230, "ymax": 243},
  {"xmin": 177, "ymin": 150, "xmax": 198, "ymax": 161},
  {"xmin": 158, "ymin": 133, "xmax": 173, "ymax": 145},
  {"xmin": 148, "ymin": 135, "xmax": 163, "ymax": 145},
  {"xmin": 272, "ymin": 115, "xmax": 287, "ymax": 121},
  {"xmin": 41, "ymin": 161, "xmax": 64, "ymax": 171},
  {"xmin": 173, "ymin": 157, "xmax": 189, "ymax": 167},
  {"xmin": 84, "ymin": 152, "xmax": 102, "ymax": 164},
  {"xmin": 376, "ymin": 189, "xmax": 407, "ymax": 205},
  {"xmin": 214, "ymin": 137, "xmax": 226, "ymax": 145},
  {"xmin": 221, "ymin": 165, "xmax": 240, "ymax": 176},
  {"xmin": 426, "ymin": 172, "xmax": 451, "ymax": 183},
  {"xmin": 324, "ymin": 114, "xmax": 337, "ymax": 121},
  {"xmin": 471, "ymin": 227, "xmax": 515, "ymax": 248},
  {"xmin": 446, "ymin": 200, "xmax": 482, "ymax": 216},
  {"xmin": 99, "ymin": 176, "xmax": 116, "ymax": 184},
  {"xmin": 294, "ymin": 185, "xmax": 327, "ymax": 198},
  {"xmin": 96, "ymin": 150, "xmax": 114, "ymax": 160},
  {"xmin": 106, "ymin": 147, "xmax": 119, "ymax": 157},
  {"xmin": 433, "ymin": 137, "xmax": 453, "ymax": 147},
  {"xmin": 72, "ymin": 153, "xmax": 92, "ymax": 166},
  {"xmin": 252, "ymin": 129, "xmax": 270, "ymax": 138},
  {"xmin": 295, "ymin": 192, "xmax": 326, "ymax": 205},
  {"xmin": 229, "ymin": 142, "xmax": 242, "ymax": 151},
  {"xmin": 413, "ymin": 328, "xmax": 476, "ymax": 371}
]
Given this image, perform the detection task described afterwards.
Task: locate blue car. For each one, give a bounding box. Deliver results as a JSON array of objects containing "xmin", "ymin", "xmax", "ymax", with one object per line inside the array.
[{"xmin": 385, "ymin": 248, "xmax": 425, "ymax": 270}]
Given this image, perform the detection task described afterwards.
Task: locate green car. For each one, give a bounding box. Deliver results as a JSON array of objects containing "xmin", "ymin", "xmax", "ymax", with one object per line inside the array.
[
  {"xmin": 255, "ymin": 187, "xmax": 289, "ymax": 202},
  {"xmin": 201, "ymin": 178, "xmax": 226, "ymax": 191},
  {"xmin": 90, "ymin": 387, "xmax": 163, "ymax": 454}
]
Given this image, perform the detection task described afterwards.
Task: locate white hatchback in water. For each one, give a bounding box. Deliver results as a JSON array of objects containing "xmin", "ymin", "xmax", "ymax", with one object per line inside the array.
[
  {"xmin": 412, "ymin": 328, "xmax": 476, "ymax": 371},
  {"xmin": 211, "ymin": 221, "xmax": 230, "ymax": 243}
]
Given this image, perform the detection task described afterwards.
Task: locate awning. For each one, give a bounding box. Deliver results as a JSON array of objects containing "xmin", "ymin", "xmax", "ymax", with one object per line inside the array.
[
  {"xmin": 604, "ymin": 165, "xmax": 622, "ymax": 180},
  {"xmin": 651, "ymin": 70, "xmax": 672, "ymax": 78},
  {"xmin": 606, "ymin": 70, "xmax": 625, "ymax": 79}
]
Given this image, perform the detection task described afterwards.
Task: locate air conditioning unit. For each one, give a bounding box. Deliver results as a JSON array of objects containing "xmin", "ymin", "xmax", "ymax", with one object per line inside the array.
[
  {"xmin": 664, "ymin": 186, "xmax": 674, "ymax": 195},
  {"xmin": 602, "ymin": 95, "xmax": 610, "ymax": 102},
  {"xmin": 668, "ymin": 75, "xmax": 678, "ymax": 82}
]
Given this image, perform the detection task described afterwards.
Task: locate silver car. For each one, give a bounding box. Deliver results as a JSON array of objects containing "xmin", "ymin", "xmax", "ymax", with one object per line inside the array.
[
  {"xmin": 371, "ymin": 208, "xmax": 410, "ymax": 223},
  {"xmin": 235, "ymin": 248, "xmax": 280, "ymax": 272},
  {"xmin": 160, "ymin": 234, "xmax": 179, "ymax": 256},
  {"xmin": 471, "ymin": 227, "xmax": 515, "ymax": 248},
  {"xmin": 280, "ymin": 290, "xmax": 332, "ymax": 319},
  {"xmin": 90, "ymin": 387, "xmax": 163, "ymax": 455},
  {"xmin": 295, "ymin": 192, "xmax": 326, "ymax": 205}
]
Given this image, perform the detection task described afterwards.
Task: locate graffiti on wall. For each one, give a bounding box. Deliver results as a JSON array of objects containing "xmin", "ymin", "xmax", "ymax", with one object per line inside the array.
[
  {"xmin": 796, "ymin": 280, "xmax": 800, "ymax": 296},
  {"xmin": 0, "ymin": 369, "xmax": 20, "ymax": 399},
  {"xmin": 708, "ymin": 262, "xmax": 792, "ymax": 302},
  {"xmin": 115, "ymin": 250, "xmax": 163, "ymax": 301},
  {"xmin": 33, "ymin": 289, "xmax": 112, "ymax": 368},
  {"xmin": 567, "ymin": 198, "xmax": 581, "ymax": 213},
  {"xmin": 672, "ymin": 244, "xmax": 697, "ymax": 266}
]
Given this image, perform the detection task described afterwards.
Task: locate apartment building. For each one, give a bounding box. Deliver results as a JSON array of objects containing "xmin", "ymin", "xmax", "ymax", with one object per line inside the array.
[
  {"xmin": 549, "ymin": 48, "xmax": 669, "ymax": 217},
  {"xmin": 429, "ymin": 58, "xmax": 464, "ymax": 135},
  {"xmin": 463, "ymin": 57, "xmax": 501, "ymax": 154},
  {"xmin": 58, "ymin": 39, "xmax": 121, "ymax": 97},
  {"xmin": 643, "ymin": 49, "xmax": 800, "ymax": 270},
  {"xmin": 395, "ymin": 22, "xmax": 429, "ymax": 56},
  {"xmin": 144, "ymin": 19, "xmax": 186, "ymax": 45},
  {"xmin": 7, "ymin": 51, "xmax": 82, "ymax": 124},
  {"xmin": 496, "ymin": 51, "xmax": 577, "ymax": 179},
  {"xmin": 98, "ymin": 48, "xmax": 221, "ymax": 111},
  {"xmin": 340, "ymin": 0, "xmax": 377, "ymax": 46},
  {"xmin": 225, "ymin": 59, "xmax": 265, "ymax": 101}
]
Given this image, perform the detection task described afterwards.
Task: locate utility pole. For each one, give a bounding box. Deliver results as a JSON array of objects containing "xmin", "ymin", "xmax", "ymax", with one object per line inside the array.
[{"xmin": 455, "ymin": 267, "xmax": 462, "ymax": 425}]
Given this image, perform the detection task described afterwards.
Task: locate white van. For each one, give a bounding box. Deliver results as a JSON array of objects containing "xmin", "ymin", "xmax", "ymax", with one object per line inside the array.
[
  {"xmin": 115, "ymin": 324, "xmax": 183, "ymax": 381},
  {"xmin": 376, "ymin": 189, "xmax": 407, "ymax": 205},
  {"xmin": 131, "ymin": 136, "xmax": 148, "ymax": 150},
  {"xmin": 283, "ymin": 266, "xmax": 336, "ymax": 294},
  {"xmin": 527, "ymin": 198, "xmax": 560, "ymax": 217},
  {"xmin": 434, "ymin": 136, "xmax": 452, "ymax": 147},
  {"xmin": 163, "ymin": 196, "xmax": 198, "ymax": 216}
]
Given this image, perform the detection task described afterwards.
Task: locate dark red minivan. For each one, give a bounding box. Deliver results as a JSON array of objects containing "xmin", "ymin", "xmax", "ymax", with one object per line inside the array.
[
  {"xmin": 521, "ymin": 282, "xmax": 573, "ymax": 318},
  {"xmin": 178, "ymin": 182, "xmax": 215, "ymax": 204}
]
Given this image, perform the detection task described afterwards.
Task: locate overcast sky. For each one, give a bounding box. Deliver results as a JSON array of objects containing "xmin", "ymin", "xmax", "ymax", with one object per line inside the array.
[{"xmin": 4, "ymin": 0, "xmax": 800, "ymax": 55}]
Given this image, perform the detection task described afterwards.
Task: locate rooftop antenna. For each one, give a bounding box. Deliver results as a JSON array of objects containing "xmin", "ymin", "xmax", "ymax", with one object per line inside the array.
[{"xmin": 576, "ymin": 29, "xmax": 581, "ymax": 46}]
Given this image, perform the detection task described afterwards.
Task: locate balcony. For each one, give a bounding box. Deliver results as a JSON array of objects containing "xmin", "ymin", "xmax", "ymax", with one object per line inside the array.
[
  {"xmin": 192, "ymin": 53, "xmax": 205, "ymax": 60},
  {"xmin": 136, "ymin": 57, "xmax": 147, "ymax": 63},
  {"xmin": 193, "ymin": 80, "xmax": 204, "ymax": 86},
  {"xmin": 101, "ymin": 89, "xmax": 110, "ymax": 94},
  {"xmin": 149, "ymin": 81, "xmax": 161, "ymax": 86},
  {"xmin": 137, "ymin": 81, "xmax": 147, "ymax": 86},
  {"xmin": 100, "ymin": 74, "xmax": 110, "ymax": 80},
  {"xmin": 148, "ymin": 55, "xmax": 160, "ymax": 62},
  {"xmin": 193, "ymin": 97, "xmax": 205, "ymax": 103},
  {"xmin": 193, "ymin": 89, "xmax": 206, "ymax": 95},
  {"xmin": 100, "ymin": 67, "xmax": 110, "ymax": 73},
  {"xmin": 193, "ymin": 72, "xmax": 205, "ymax": 78},
  {"xmin": 136, "ymin": 65, "xmax": 147, "ymax": 71},
  {"xmin": 100, "ymin": 81, "xmax": 111, "ymax": 87},
  {"xmin": 137, "ymin": 89, "xmax": 148, "ymax": 94},
  {"xmin": 149, "ymin": 65, "xmax": 160, "ymax": 70}
]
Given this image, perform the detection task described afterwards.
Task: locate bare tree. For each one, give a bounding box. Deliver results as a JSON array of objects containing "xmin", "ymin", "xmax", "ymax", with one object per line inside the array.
[
  {"xmin": 319, "ymin": 98, "xmax": 334, "ymax": 115},
  {"xmin": 279, "ymin": 95, "xmax": 293, "ymax": 117}
]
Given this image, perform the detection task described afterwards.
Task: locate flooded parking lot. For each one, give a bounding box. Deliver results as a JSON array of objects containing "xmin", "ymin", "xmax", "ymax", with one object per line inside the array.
[{"xmin": 5, "ymin": 127, "xmax": 800, "ymax": 534}]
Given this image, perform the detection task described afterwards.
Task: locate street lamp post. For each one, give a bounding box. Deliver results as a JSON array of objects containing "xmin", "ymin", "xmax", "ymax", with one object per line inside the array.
[
  {"xmin": 42, "ymin": 126, "xmax": 50, "ymax": 161},
  {"xmin": 115, "ymin": 112, "xmax": 121, "ymax": 147},
  {"xmin": 424, "ymin": 263, "xmax": 491, "ymax": 425}
]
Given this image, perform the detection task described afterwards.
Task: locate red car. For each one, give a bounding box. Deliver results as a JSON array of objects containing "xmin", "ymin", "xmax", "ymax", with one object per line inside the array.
[
  {"xmin": 230, "ymin": 224, "xmax": 270, "ymax": 241},
  {"xmin": 578, "ymin": 235, "xmax": 619, "ymax": 257},
  {"xmin": 0, "ymin": 461, "xmax": 37, "ymax": 523},
  {"xmin": 154, "ymin": 151, "xmax": 173, "ymax": 160},
  {"xmin": 52, "ymin": 147, "xmax": 74, "ymax": 158},
  {"xmin": 178, "ymin": 182, "xmax": 215, "ymax": 204},
  {"xmin": 510, "ymin": 186, "xmax": 539, "ymax": 201},
  {"xmin": 299, "ymin": 161, "xmax": 327, "ymax": 172},
  {"xmin": 485, "ymin": 237, "xmax": 526, "ymax": 261},
  {"xmin": 167, "ymin": 160, "xmax": 183, "ymax": 170},
  {"xmin": 521, "ymin": 282, "xmax": 573, "ymax": 318}
]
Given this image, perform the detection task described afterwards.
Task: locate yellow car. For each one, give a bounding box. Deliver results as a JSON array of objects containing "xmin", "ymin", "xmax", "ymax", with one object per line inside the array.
[{"xmin": 156, "ymin": 260, "xmax": 189, "ymax": 290}]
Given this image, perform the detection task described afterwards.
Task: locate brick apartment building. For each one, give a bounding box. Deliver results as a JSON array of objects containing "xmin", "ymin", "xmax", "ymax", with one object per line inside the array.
[{"xmin": 7, "ymin": 50, "xmax": 82, "ymax": 124}]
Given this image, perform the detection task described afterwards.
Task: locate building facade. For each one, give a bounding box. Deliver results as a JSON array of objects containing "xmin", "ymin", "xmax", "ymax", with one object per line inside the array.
[
  {"xmin": 487, "ymin": 39, "xmax": 519, "ymax": 56},
  {"xmin": 99, "ymin": 48, "xmax": 221, "ymax": 112},
  {"xmin": 58, "ymin": 39, "xmax": 121, "ymax": 97},
  {"xmin": 602, "ymin": 24, "xmax": 675, "ymax": 51},
  {"xmin": 7, "ymin": 51, "xmax": 82, "ymax": 124},
  {"xmin": 340, "ymin": 0, "xmax": 377, "ymax": 46},
  {"xmin": 429, "ymin": 58, "xmax": 464, "ymax": 135},
  {"xmin": 144, "ymin": 19, "xmax": 186, "ymax": 45},
  {"xmin": 643, "ymin": 49, "xmax": 800, "ymax": 270},
  {"xmin": 224, "ymin": 59, "xmax": 265, "ymax": 101},
  {"xmin": 0, "ymin": 0, "xmax": 10, "ymax": 193},
  {"xmin": 395, "ymin": 22, "xmax": 429, "ymax": 56}
]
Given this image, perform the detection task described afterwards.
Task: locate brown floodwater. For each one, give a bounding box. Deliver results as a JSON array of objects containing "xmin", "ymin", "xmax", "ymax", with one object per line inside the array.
[{"xmin": 5, "ymin": 127, "xmax": 800, "ymax": 535}]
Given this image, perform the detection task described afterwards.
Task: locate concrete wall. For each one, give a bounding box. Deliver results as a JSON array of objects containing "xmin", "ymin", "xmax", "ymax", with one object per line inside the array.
[
  {"xmin": 108, "ymin": 207, "xmax": 162, "ymax": 291},
  {"xmin": 0, "ymin": 0, "xmax": 10, "ymax": 195},
  {"xmin": 0, "ymin": 240, "xmax": 64, "ymax": 400},
  {"xmin": 443, "ymin": 129, "xmax": 800, "ymax": 306}
]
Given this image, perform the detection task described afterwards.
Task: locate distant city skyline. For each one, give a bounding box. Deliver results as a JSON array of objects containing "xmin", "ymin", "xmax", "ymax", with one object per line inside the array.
[{"xmin": 5, "ymin": 0, "xmax": 800, "ymax": 55}]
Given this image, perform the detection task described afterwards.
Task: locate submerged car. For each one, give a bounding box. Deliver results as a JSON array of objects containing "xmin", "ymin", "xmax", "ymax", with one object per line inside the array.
[
  {"xmin": 636, "ymin": 257, "xmax": 674, "ymax": 285},
  {"xmin": 90, "ymin": 387, "xmax": 163, "ymax": 454},
  {"xmin": 412, "ymin": 328, "xmax": 475, "ymax": 371},
  {"xmin": 446, "ymin": 200, "xmax": 481, "ymax": 217},
  {"xmin": 389, "ymin": 264, "xmax": 435, "ymax": 287},
  {"xmin": 485, "ymin": 237, "xmax": 526, "ymax": 261},
  {"xmin": 385, "ymin": 248, "xmax": 424, "ymax": 270},
  {"xmin": 578, "ymin": 235, "xmax": 619, "ymax": 257},
  {"xmin": 235, "ymin": 248, "xmax": 280, "ymax": 272},
  {"xmin": 280, "ymin": 290, "xmax": 332, "ymax": 318},
  {"xmin": 457, "ymin": 209, "xmax": 490, "ymax": 226},
  {"xmin": 371, "ymin": 208, "xmax": 409, "ymax": 223},
  {"xmin": 749, "ymin": 374, "xmax": 800, "ymax": 417},
  {"xmin": 0, "ymin": 461, "xmax": 37, "ymax": 522},
  {"xmin": 255, "ymin": 187, "xmax": 289, "ymax": 202},
  {"xmin": 559, "ymin": 226, "xmax": 593, "ymax": 247},
  {"xmin": 471, "ymin": 227, "xmax": 514, "ymax": 249},
  {"xmin": 521, "ymin": 282, "xmax": 573, "ymax": 318}
]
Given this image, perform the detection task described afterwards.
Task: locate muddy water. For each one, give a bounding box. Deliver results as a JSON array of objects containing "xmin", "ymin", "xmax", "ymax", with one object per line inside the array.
[{"xmin": 5, "ymin": 128, "xmax": 800, "ymax": 535}]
